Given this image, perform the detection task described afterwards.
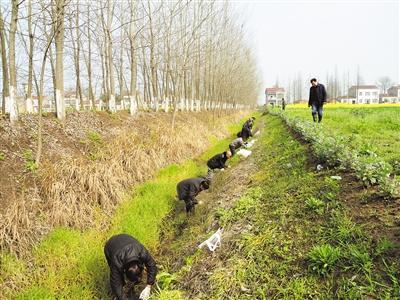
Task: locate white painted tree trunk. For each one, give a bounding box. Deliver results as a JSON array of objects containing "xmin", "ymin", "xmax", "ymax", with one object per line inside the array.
[
  {"xmin": 129, "ymin": 95, "xmax": 137, "ymax": 115},
  {"xmin": 8, "ymin": 86, "xmax": 18, "ymax": 121},
  {"xmin": 185, "ymin": 98, "xmax": 189, "ymax": 111},
  {"xmin": 164, "ymin": 97, "xmax": 169, "ymax": 112},
  {"xmin": 180, "ymin": 98, "xmax": 184, "ymax": 111},
  {"xmin": 56, "ymin": 89, "xmax": 65, "ymax": 119},
  {"xmin": 98, "ymin": 99, "xmax": 103, "ymax": 111},
  {"xmin": 109, "ymin": 94, "xmax": 116, "ymax": 113},
  {"xmin": 153, "ymin": 97, "xmax": 158, "ymax": 111},
  {"xmin": 190, "ymin": 99, "xmax": 194, "ymax": 112},
  {"xmin": 75, "ymin": 97, "xmax": 80, "ymax": 111},
  {"xmin": 26, "ymin": 97, "xmax": 34, "ymax": 114},
  {"xmin": 196, "ymin": 99, "xmax": 201, "ymax": 112}
]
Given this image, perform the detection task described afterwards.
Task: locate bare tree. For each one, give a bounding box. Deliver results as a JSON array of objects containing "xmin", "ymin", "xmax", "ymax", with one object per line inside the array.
[
  {"xmin": 0, "ymin": 6, "xmax": 10, "ymax": 115},
  {"xmin": 8, "ymin": 0, "xmax": 19, "ymax": 122},
  {"xmin": 53, "ymin": 0, "xmax": 66, "ymax": 120},
  {"xmin": 377, "ymin": 76, "xmax": 392, "ymax": 94}
]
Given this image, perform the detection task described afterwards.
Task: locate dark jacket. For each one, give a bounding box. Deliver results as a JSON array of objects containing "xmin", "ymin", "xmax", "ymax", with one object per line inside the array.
[
  {"xmin": 229, "ymin": 137, "xmax": 244, "ymax": 150},
  {"xmin": 207, "ymin": 152, "xmax": 228, "ymax": 170},
  {"xmin": 177, "ymin": 177, "xmax": 207, "ymax": 202},
  {"xmin": 241, "ymin": 126, "xmax": 252, "ymax": 140},
  {"xmin": 104, "ymin": 234, "xmax": 158, "ymax": 300},
  {"xmin": 243, "ymin": 119, "xmax": 253, "ymax": 130},
  {"xmin": 308, "ymin": 84, "xmax": 327, "ymax": 106}
]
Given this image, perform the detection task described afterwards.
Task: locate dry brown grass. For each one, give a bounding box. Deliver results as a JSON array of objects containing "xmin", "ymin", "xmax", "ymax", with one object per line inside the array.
[{"xmin": 0, "ymin": 110, "xmax": 249, "ymax": 254}]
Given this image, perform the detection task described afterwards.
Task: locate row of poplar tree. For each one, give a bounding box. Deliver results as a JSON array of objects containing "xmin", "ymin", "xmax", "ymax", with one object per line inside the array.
[{"xmin": 0, "ymin": 0, "xmax": 260, "ymax": 122}]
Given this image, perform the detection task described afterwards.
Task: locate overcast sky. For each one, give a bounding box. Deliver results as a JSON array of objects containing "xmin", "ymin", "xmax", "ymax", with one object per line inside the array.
[{"xmin": 233, "ymin": 0, "xmax": 399, "ymax": 102}]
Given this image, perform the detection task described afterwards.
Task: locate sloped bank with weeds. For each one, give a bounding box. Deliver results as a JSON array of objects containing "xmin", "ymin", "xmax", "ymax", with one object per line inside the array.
[
  {"xmin": 0, "ymin": 110, "xmax": 249, "ymax": 253},
  {"xmin": 0, "ymin": 111, "xmax": 254, "ymax": 299}
]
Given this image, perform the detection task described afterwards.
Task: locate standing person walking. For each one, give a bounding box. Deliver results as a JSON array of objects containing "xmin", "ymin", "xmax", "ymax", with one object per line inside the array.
[
  {"xmin": 308, "ymin": 78, "xmax": 327, "ymax": 123},
  {"xmin": 281, "ymin": 98, "xmax": 286, "ymax": 111}
]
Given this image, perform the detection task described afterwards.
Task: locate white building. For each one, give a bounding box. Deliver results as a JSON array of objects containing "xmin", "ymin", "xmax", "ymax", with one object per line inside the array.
[
  {"xmin": 265, "ymin": 87, "xmax": 285, "ymax": 106},
  {"xmin": 348, "ymin": 85, "xmax": 379, "ymax": 104},
  {"xmin": 383, "ymin": 85, "xmax": 400, "ymax": 103}
]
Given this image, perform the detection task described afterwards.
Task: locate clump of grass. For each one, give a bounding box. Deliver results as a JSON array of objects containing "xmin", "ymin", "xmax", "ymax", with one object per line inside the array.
[
  {"xmin": 345, "ymin": 244, "xmax": 372, "ymax": 272},
  {"xmin": 23, "ymin": 149, "xmax": 37, "ymax": 172},
  {"xmin": 308, "ymin": 244, "xmax": 342, "ymax": 275},
  {"xmin": 329, "ymin": 211, "xmax": 363, "ymax": 244},
  {"xmin": 374, "ymin": 237, "xmax": 394, "ymax": 257},
  {"xmin": 305, "ymin": 196, "xmax": 325, "ymax": 215},
  {"xmin": 86, "ymin": 130, "xmax": 102, "ymax": 144}
]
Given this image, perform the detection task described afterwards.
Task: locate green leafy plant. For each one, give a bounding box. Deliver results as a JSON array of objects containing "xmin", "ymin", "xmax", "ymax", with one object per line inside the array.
[
  {"xmin": 0, "ymin": 151, "xmax": 5, "ymax": 161},
  {"xmin": 330, "ymin": 212, "xmax": 362, "ymax": 244},
  {"xmin": 308, "ymin": 244, "xmax": 342, "ymax": 275},
  {"xmin": 23, "ymin": 149, "xmax": 37, "ymax": 172},
  {"xmin": 86, "ymin": 130, "xmax": 102, "ymax": 143},
  {"xmin": 305, "ymin": 197, "xmax": 325, "ymax": 215},
  {"xmin": 346, "ymin": 244, "xmax": 372, "ymax": 272},
  {"xmin": 156, "ymin": 272, "xmax": 177, "ymax": 290}
]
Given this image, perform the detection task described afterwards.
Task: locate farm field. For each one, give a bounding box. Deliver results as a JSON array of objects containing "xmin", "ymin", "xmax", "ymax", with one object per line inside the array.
[{"xmin": 283, "ymin": 104, "xmax": 400, "ymax": 170}]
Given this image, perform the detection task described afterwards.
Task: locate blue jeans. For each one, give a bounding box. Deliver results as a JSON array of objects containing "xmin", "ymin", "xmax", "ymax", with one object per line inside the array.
[{"xmin": 311, "ymin": 104, "xmax": 323, "ymax": 122}]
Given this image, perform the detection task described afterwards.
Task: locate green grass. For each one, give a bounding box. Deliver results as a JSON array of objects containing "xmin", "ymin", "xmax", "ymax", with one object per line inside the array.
[
  {"xmin": 0, "ymin": 113, "xmax": 256, "ymax": 299},
  {"xmin": 200, "ymin": 114, "xmax": 399, "ymax": 299},
  {"xmin": 284, "ymin": 104, "xmax": 400, "ymax": 170},
  {"xmin": 23, "ymin": 149, "xmax": 38, "ymax": 171}
]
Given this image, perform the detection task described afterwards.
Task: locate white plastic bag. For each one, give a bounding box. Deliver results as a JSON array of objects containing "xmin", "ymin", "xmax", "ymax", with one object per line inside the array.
[
  {"xmin": 245, "ymin": 139, "xmax": 257, "ymax": 148},
  {"xmin": 237, "ymin": 149, "xmax": 252, "ymax": 158},
  {"xmin": 198, "ymin": 228, "xmax": 223, "ymax": 252}
]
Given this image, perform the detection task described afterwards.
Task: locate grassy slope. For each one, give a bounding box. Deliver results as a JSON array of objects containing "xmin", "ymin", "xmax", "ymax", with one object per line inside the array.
[
  {"xmin": 283, "ymin": 104, "xmax": 400, "ymax": 165},
  {"xmin": 187, "ymin": 114, "xmax": 399, "ymax": 299},
  {"xmin": 0, "ymin": 114, "xmax": 255, "ymax": 299}
]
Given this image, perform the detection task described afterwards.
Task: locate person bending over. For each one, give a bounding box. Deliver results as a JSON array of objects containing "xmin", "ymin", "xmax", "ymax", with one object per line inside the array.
[
  {"xmin": 104, "ymin": 234, "xmax": 157, "ymax": 300},
  {"xmin": 177, "ymin": 177, "xmax": 210, "ymax": 213},
  {"xmin": 207, "ymin": 150, "xmax": 232, "ymax": 171},
  {"xmin": 229, "ymin": 137, "xmax": 245, "ymax": 156}
]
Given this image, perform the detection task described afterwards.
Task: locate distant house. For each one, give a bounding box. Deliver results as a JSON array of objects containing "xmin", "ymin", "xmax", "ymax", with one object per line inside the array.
[
  {"xmin": 388, "ymin": 85, "xmax": 400, "ymax": 97},
  {"xmin": 380, "ymin": 85, "xmax": 400, "ymax": 103},
  {"xmin": 265, "ymin": 87, "xmax": 285, "ymax": 106},
  {"xmin": 348, "ymin": 85, "xmax": 379, "ymax": 104},
  {"xmin": 64, "ymin": 91, "xmax": 94, "ymax": 110},
  {"xmin": 338, "ymin": 95, "xmax": 356, "ymax": 104}
]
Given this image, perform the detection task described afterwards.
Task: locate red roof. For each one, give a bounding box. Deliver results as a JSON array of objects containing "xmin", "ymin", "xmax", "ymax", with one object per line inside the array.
[{"xmin": 265, "ymin": 87, "xmax": 285, "ymax": 93}]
